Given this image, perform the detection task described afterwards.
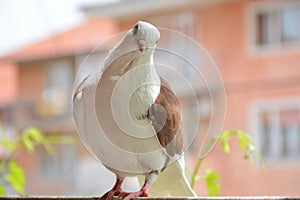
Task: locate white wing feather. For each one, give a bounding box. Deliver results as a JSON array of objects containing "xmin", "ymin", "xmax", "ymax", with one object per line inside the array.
[{"xmin": 139, "ymin": 157, "xmax": 197, "ymax": 197}]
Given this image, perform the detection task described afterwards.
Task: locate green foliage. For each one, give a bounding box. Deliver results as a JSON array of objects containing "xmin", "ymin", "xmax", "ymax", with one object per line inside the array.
[
  {"xmin": 190, "ymin": 130, "xmax": 265, "ymax": 196},
  {"xmin": 5, "ymin": 160, "xmax": 25, "ymax": 195},
  {"xmin": 218, "ymin": 130, "xmax": 265, "ymax": 166},
  {"xmin": 219, "ymin": 131, "xmax": 231, "ymax": 153},
  {"xmin": 0, "ymin": 184, "xmax": 5, "ymax": 195},
  {"xmin": 0, "ymin": 126, "xmax": 74, "ymax": 195},
  {"xmin": 203, "ymin": 169, "xmax": 221, "ymax": 196}
]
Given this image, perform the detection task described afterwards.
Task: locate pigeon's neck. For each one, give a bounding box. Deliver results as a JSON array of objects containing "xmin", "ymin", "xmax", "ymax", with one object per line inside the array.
[
  {"xmin": 130, "ymin": 51, "xmax": 153, "ymax": 68},
  {"xmin": 127, "ymin": 53, "xmax": 161, "ymax": 123}
]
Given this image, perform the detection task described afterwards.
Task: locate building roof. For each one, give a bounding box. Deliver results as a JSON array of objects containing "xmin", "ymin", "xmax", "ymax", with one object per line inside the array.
[{"xmin": 1, "ymin": 18, "xmax": 118, "ymax": 63}]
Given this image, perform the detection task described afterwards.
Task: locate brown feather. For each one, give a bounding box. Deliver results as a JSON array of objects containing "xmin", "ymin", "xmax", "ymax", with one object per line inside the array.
[{"xmin": 148, "ymin": 78, "xmax": 184, "ymax": 157}]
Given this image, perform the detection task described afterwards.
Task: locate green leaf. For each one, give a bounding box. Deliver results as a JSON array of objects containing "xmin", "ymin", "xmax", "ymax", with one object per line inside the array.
[
  {"xmin": 21, "ymin": 127, "xmax": 46, "ymax": 153},
  {"xmin": 219, "ymin": 131, "xmax": 231, "ymax": 153},
  {"xmin": 244, "ymin": 143, "xmax": 256, "ymax": 165},
  {"xmin": 0, "ymin": 184, "xmax": 6, "ymax": 195},
  {"xmin": 237, "ymin": 131, "xmax": 250, "ymax": 150},
  {"xmin": 21, "ymin": 137, "xmax": 34, "ymax": 152},
  {"xmin": 1, "ymin": 138, "xmax": 12, "ymax": 149},
  {"xmin": 220, "ymin": 130, "xmax": 266, "ymax": 168},
  {"xmin": 204, "ymin": 168, "xmax": 221, "ymax": 196},
  {"xmin": 1, "ymin": 138, "xmax": 18, "ymax": 152},
  {"xmin": 5, "ymin": 160, "xmax": 26, "ymax": 195},
  {"xmin": 20, "ymin": 127, "xmax": 75, "ymax": 154},
  {"xmin": 21, "ymin": 127, "xmax": 45, "ymax": 153}
]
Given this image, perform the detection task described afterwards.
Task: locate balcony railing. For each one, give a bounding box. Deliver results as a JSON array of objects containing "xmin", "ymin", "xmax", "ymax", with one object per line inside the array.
[{"xmin": 0, "ymin": 197, "xmax": 299, "ymax": 200}]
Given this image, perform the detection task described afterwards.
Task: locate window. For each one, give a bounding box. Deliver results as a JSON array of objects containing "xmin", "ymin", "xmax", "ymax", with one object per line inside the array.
[
  {"xmin": 37, "ymin": 59, "xmax": 73, "ymax": 117},
  {"xmin": 281, "ymin": 6, "xmax": 300, "ymax": 42},
  {"xmin": 251, "ymin": 98, "xmax": 300, "ymax": 161},
  {"xmin": 249, "ymin": 1, "xmax": 300, "ymax": 50}
]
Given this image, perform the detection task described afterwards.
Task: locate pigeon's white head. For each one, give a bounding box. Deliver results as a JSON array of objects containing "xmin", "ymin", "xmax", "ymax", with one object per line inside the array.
[{"xmin": 124, "ymin": 21, "xmax": 160, "ymax": 54}]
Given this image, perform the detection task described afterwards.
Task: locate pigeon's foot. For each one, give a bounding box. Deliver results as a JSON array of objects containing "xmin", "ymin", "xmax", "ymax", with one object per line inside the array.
[
  {"xmin": 100, "ymin": 189, "xmax": 132, "ymax": 200},
  {"xmin": 100, "ymin": 178, "xmax": 124, "ymax": 200},
  {"xmin": 100, "ymin": 190, "xmax": 117, "ymax": 200},
  {"xmin": 100, "ymin": 179, "xmax": 150, "ymax": 200},
  {"xmin": 123, "ymin": 181, "xmax": 149, "ymax": 200}
]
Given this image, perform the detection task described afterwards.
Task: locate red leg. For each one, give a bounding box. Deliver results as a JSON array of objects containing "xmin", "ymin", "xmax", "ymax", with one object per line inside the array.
[
  {"xmin": 123, "ymin": 181, "xmax": 150, "ymax": 200},
  {"xmin": 100, "ymin": 178, "xmax": 123, "ymax": 200}
]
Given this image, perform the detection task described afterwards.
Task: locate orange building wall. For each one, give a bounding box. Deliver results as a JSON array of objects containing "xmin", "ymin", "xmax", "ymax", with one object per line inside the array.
[
  {"xmin": 0, "ymin": 62, "xmax": 18, "ymax": 106},
  {"xmin": 18, "ymin": 61, "xmax": 44, "ymax": 101},
  {"xmin": 196, "ymin": 0, "xmax": 300, "ymax": 195}
]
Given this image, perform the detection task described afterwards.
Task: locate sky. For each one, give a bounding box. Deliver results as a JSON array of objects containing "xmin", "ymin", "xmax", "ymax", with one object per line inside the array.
[{"xmin": 0, "ymin": 0, "xmax": 114, "ymax": 57}]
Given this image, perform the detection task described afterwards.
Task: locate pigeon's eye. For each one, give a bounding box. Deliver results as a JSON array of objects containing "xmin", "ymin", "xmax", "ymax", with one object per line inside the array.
[{"xmin": 133, "ymin": 24, "xmax": 139, "ymax": 35}]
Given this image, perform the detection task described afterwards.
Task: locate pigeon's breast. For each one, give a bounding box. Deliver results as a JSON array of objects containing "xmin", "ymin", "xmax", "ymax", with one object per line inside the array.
[{"xmin": 74, "ymin": 60, "xmax": 167, "ymax": 176}]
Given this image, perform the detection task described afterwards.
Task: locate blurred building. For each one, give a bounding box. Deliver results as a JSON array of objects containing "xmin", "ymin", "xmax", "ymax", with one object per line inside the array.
[
  {"xmin": 0, "ymin": 18, "xmax": 120, "ymax": 195},
  {"xmin": 0, "ymin": 0, "xmax": 300, "ymax": 196}
]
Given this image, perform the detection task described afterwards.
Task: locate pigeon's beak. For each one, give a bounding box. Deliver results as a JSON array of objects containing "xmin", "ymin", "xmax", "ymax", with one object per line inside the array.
[
  {"xmin": 137, "ymin": 39, "xmax": 158, "ymax": 53},
  {"xmin": 137, "ymin": 39, "xmax": 146, "ymax": 53}
]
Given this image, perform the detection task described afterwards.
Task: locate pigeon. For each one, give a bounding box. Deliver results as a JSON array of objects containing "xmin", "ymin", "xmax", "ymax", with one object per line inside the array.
[{"xmin": 73, "ymin": 21, "xmax": 196, "ymax": 200}]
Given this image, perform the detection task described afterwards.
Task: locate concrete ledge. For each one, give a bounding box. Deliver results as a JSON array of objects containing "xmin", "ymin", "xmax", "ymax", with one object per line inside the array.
[{"xmin": 0, "ymin": 197, "xmax": 299, "ymax": 200}]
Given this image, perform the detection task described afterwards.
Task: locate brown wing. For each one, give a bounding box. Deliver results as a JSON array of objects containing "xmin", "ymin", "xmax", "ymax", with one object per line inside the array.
[{"xmin": 148, "ymin": 78, "xmax": 184, "ymax": 157}]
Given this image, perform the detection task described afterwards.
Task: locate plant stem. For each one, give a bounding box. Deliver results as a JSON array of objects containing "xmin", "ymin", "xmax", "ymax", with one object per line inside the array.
[
  {"xmin": 191, "ymin": 156, "xmax": 204, "ymax": 189},
  {"xmin": 190, "ymin": 136, "xmax": 218, "ymax": 189}
]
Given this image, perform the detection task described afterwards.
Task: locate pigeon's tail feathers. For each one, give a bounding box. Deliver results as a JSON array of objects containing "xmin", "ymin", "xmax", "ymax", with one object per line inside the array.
[{"xmin": 148, "ymin": 157, "xmax": 197, "ymax": 197}]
